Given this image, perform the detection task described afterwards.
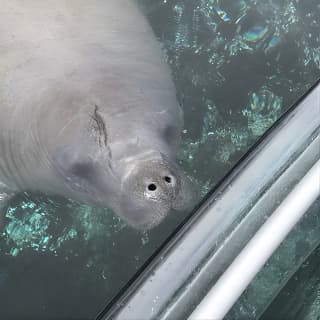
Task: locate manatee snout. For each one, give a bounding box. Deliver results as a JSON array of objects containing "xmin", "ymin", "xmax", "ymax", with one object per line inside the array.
[
  {"xmin": 118, "ymin": 158, "xmax": 196, "ymax": 230},
  {"xmin": 53, "ymin": 145, "xmax": 196, "ymax": 230}
]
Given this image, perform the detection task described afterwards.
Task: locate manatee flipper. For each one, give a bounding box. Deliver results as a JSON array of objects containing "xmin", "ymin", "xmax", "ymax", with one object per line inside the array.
[
  {"xmin": 0, "ymin": 183, "xmax": 14, "ymax": 228},
  {"xmin": 0, "ymin": 192, "xmax": 13, "ymax": 209}
]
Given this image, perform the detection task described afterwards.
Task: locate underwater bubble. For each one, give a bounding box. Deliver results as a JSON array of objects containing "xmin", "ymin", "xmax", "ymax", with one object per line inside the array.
[
  {"xmin": 242, "ymin": 25, "xmax": 269, "ymax": 43},
  {"xmin": 249, "ymin": 87, "xmax": 282, "ymax": 113},
  {"xmin": 268, "ymin": 36, "xmax": 280, "ymax": 48},
  {"xmin": 214, "ymin": 6, "xmax": 231, "ymax": 22},
  {"xmin": 243, "ymin": 87, "xmax": 282, "ymax": 137},
  {"xmin": 264, "ymin": 35, "xmax": 281, "ymax": 53},
  {"xmin": 211, "ymin": 0, "xmax": 248, "ymax": 23}
]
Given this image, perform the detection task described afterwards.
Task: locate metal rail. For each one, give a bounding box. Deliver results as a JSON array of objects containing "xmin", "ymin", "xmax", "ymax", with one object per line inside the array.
[
  {"xmin": 189, "ymin": 160, "xmax": 320, "ymax": 320},
  {"xmin": 99, "ymin": 81, "xmax": 320, "ymax": 320}
]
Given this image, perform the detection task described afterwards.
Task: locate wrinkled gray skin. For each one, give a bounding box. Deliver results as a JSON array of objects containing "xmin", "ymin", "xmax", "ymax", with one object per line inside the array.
[{"xmin": 0, "ymin": 0, "xmax": 196, "ymax": 229}]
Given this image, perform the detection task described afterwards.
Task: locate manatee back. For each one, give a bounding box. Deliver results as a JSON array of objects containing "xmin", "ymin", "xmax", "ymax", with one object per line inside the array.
[
  {"xmin": 0, "ymin": 0, "xmax": 183, "ymax": 193},
  {"xmin": 0, "ymin": 0, "xmax": 153, "ymax": 72}
]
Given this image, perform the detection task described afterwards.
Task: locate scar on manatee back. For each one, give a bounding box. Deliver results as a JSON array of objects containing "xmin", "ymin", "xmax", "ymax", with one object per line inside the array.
[
  {"xmin": 88, "ymin": 104, "xmax": 113, "ymax": 163},
  {"xmin": 90, "ymin": 105, "xmax": 108, "ymax": 148}
]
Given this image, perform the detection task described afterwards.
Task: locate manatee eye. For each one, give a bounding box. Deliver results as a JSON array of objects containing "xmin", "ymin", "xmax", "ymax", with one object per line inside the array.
[
  {"xmin": 70, "ymin": 162, "xmax": 93, "ymax": 180},
  {"xmin": 147, "ymin": 183, "xmax": 157, "ymax": 191},
  {"xmin": 162, "ymin": 124, "xmax": 178, "ymax": 142}
]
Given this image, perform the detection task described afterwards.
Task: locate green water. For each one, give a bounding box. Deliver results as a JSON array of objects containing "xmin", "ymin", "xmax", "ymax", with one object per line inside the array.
[{"xmin": 0, "ymin": 0, "xmax": 319, "ymax": 318}]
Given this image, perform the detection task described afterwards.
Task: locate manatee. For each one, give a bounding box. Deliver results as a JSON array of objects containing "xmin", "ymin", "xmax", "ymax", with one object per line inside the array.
[{"xmin": 0, "ymin": 0, "xmax": 195, "ymax": 229}]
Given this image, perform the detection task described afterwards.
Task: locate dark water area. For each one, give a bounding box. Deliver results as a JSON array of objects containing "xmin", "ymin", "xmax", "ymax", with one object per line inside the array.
[
  {"xmin": 262, "ymin": 240, "xmax": 320, "ymax": 320},
  {"xmin": 0, "ymin": 0, "xmax": 319, "ymax": 319}
]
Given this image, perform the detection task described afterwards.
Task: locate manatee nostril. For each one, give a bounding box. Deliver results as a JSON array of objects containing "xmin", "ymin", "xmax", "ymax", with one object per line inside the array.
[
  {"xmin": 147, "ymin": 183, "xmax": 157, "ymax": 191},
  {"xmin": 164, "ymin": 176, "xmax": 172, "ymax": 184}
]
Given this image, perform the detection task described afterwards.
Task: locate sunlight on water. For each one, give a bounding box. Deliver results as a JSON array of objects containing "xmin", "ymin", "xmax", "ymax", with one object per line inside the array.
[{"xmin": 2, "ymin": 197, "xmax": 76, "ymax": 256}]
